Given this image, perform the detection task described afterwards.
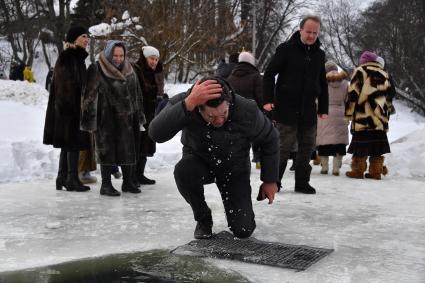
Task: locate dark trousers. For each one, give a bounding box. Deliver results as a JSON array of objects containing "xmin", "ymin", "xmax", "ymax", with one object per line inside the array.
[
  {"xmin": 277, "ymin": 123, "xmax": 317, "ymax": 186},
  {"xmin": 174, "ymin": 154, "xmax": 256, "ymax": 238}
]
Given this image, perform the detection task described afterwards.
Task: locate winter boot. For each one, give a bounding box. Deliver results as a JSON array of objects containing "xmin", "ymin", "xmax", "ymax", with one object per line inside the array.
[
  {"xmin": 194, "ymin": 214, "xmax": 213, "ymax": 239},
  {"xmin": 100, "ymin": 165, "xmax": 120, "ymax": 196},
  {"xmin": 365, "ymin": 156, "xmax": 385, "ymax": 180},
  {"xmin": 121, "ymin": 165, "xmax": 141, "ymax": 193},
  {"xmin": 382, "ymin": 165, "xmax": 388, "ymax": 176},
  {"xmin": 79, "ymin": 171, "xmax": 97, "ymax": 184},
  {"xmin": 137, "ymin": 156, "xmax": 155, "ymax": 185},
  {"xmin": 295, "ymin": 166, "xmax": 316, "ymax": 194},
  {"xmin": 56, "ymin": 150, "xmax": 67, "ymax": 190},
  {"xmin": 345, "ymin": 156, "xmax": 367, "ymax": 179},
  {"xmin": 319, "ymin": 156, "xmax": 329, "ymax": 174},
  {"xmin": 64, "ymin": 151, "xmax": 90, "ymax": 192},
  {"xmin": 332, "ymin": 154, "xmax": 343, "ymax": 176}
]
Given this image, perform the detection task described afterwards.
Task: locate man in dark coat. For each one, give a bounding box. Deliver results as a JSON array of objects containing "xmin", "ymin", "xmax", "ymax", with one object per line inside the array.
[
  {"xmin": 81, "ymin": 40, "xmax": 145, "ymax": 196},
  {"xmin": 133, "ymin": 45, "xmax": 164, "ymax": 185},
  {"xmin": 263, "ymin": 15, "xmax": 329, "ymax": 194},
  {"xmin": 43, "ymin": 25, "xmax": 91, "ymax": 192},
  {"xmin": 149, "ymin": 77, "xmax": 279, "ymax": 239}
]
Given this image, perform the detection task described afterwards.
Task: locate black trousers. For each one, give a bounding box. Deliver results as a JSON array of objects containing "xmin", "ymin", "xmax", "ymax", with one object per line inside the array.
[
  {"xmin": 276, "ymin": 122, "xmax": 317, "ymax": 185},
  {"xmin": 174, "ymin": 154, "xmax": 256, "ymax": 238}
]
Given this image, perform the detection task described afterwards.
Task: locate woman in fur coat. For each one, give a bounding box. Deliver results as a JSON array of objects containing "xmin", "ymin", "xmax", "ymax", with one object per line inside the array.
[
  {"xmin": 81, "ymin": 40, "xmax": 146, "ymax": 196},
  {"xmin": 316, "ymin": 61, "xmax": 349, "ymax": 176},
  {"xmin": 133, "ymin": 46, "xmax": 164, "ymax": 185},
  {"xmin": 43, "ymin": 26, "xmax": 91, "ymax": 192},
  {"xmin": 345, "ymin": 51, "xmax": 395, "ymax": 180}
]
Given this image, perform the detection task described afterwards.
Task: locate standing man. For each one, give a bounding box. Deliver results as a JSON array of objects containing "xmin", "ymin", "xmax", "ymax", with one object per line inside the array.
[
  {"xmin": 263, "ymin": 15, "xmax": 328, "ymax": 194},
  {"xmin": 149, "ymin": 77, "xmax": 279, "ymax": 239}
]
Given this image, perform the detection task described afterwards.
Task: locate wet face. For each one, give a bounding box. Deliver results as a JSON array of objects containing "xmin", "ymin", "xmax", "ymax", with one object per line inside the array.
[
  {"xmin": 199, "ymin": 101, "xmax": 230, "ymax": 128},
  {"xmin": 300, "ymin": 19, "xmax": 320, "ymax": 45},
  {"xmin": 146, "ymin": 56, "xmax": 159, "ymax": 70},
  {"xmin": 74, "ymin": 34, "xmax": 89, "ymax": 49},
  {"xmin": 112, "ymin": 46, "xmax": 125, "ymax": 67}
]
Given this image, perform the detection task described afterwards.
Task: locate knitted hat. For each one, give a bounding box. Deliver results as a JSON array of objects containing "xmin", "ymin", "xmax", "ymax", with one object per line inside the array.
[
  {"xmin": 359, "ymin": 51, "xmax": 378, "ymax": 65},
  {"xmin": 66, "ymin": 26, "xmax": 88, "ymax": 43},
  {"xmin": 142, "ymin": 46, "xmax": 160, "ymax": 58},
  {"xmin": 325, "ymin": 60, "xmax": 338, "ymax": 73},
  {"xmin": 375, "ymin": 56, "xmax": 385, "ymax": 68},
  {"xmin": 238, "ymin": 51, "xmax": 256, "ymax": 66}
]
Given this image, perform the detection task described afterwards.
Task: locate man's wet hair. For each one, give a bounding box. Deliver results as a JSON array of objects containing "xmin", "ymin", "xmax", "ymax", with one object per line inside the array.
[
  {"xmin": 199, "ymin": 76, "xmax": 233, "ymax": 108},
  {"xmin": 300, "ymin": 15, "xmax": 321, "ymax": 29}
]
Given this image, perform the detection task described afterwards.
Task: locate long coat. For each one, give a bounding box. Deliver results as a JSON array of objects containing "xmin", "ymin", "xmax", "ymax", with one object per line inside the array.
[
  {"xmin": 80, "ymin": 52, "xmax": 145, "ymax": 165},
  {"xmin": 345, "ymin": 61, "xmax": 395, "ymax": 133},
  {"xmin": 43, "ymin": 47, "xmax": 90, "ymax": 151},
  {"xmin": 263, "ymin": 31, "xmax": 328, "ymax": 126},
  {"xmin": 149, "ymin": 92, "xmax": 279, "ymax": 182},
  {"xmin": 133, "ymin": 56, "xmax": 164, "ymax": 156},
  {"xmin": 316, "ymin": 71, "xmax": 349, "ymax": 146},
  {"xmin": 227, "ymin": 62, "xmax": 263, "ymax": 108}
]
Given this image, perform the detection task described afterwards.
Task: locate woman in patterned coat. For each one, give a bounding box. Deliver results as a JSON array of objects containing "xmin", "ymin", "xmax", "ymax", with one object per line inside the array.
[{"xmin": 345, "ymin": 51, "xmax": 395, "ymax": 180}]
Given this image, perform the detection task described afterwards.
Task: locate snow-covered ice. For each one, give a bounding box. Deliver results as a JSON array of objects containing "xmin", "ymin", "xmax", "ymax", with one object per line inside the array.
[{"xmin": 0, "ymin": 79, "xmax": 424, "ymax": 282}]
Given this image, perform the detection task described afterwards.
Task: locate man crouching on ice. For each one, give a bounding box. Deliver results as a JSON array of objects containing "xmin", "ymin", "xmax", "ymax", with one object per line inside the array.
[{"xmin": 149, "ymin": 77, "xmax": 279, "ymax": 239}]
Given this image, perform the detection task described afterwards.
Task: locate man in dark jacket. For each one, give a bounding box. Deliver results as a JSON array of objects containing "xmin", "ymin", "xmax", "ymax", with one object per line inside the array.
[
  {"xmin": 263, "ymin": 15, "xmax": 329, "ymax": 194},
  {"xmin": 149, "ymin": 77, "xmax": 279, "ymax": 239}
]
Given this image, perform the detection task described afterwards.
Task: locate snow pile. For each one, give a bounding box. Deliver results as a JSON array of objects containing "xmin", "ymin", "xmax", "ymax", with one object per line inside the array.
[{"xmin": 0, "ymin": 80, "xmax": 48, "ymax": 108}]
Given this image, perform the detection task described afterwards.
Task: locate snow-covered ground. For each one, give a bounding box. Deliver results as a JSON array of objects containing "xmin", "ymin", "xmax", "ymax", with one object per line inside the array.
[{"xmin": 0, "ymin": 79, "xmax": 424, "ymax": 282}]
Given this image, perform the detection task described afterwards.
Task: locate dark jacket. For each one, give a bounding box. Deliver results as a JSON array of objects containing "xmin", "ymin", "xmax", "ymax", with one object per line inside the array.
[
  {"xmin": 149, "ymin": 92, "xmax": 279, "ymax": 182},
  {"xmin": 43, "ymin": 47, "xmax": 90, "ymax": 150},
  {"xmin": 81, "ymin": 52, "xmax": 145, "ymax": 165},
  {"xmin": 263, "ymin": 31, "xmax": 328, "ymax": 126},
  {"xmin": 227, "ymin": 62, "xmax": 263, "ymax": 108},
  {"xmin": 133, "ymin": 56, "xmax": 164, "ymax": 156}
]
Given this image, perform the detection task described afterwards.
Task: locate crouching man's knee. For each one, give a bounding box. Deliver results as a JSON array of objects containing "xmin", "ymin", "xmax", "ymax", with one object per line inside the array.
[{"xmin": 230, "ymin": 219, "xmax": 256, "ymax": 239}]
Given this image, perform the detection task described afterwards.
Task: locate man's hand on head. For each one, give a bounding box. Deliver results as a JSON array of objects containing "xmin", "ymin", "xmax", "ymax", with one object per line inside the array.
[{"xmin": 184, "ymin": 80, "xmax": 222, "ymax": 111}]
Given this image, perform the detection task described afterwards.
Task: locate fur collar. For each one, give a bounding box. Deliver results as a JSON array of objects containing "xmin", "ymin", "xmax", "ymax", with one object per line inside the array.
[{"xmin": 98, "ymin": 51, "xmax": 133, "ymax": 81}]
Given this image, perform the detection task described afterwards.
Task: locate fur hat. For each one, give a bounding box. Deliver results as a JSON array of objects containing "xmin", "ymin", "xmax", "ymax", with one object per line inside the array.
[
  {"xmin": 325, "ymin": 60, "xmax": 338, "ymax": 73},
  {"xmin": 238, "ymin": 51, "xmax": 256, "ymax": 66},
  {"xmin": 142, "ymin": 46, "xmax": 160, "ymax": 58},
  {"xmin": 66, "ymin": 25, "xmax": 88, "ymax": 43},
  {"xmin": 359, "ymin": 51, "xmax": 378, "ymax": 65},
  {"xmin": 375, "ymin": 56, "xmax": 385, "ymax": 68}
]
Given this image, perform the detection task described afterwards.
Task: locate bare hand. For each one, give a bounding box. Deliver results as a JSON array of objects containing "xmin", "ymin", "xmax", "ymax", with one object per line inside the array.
[
  {"xmin": 263, "ymin": 103, "xmax": 274, "ymax": 112},
  {"xmin": 257, "ymin": 182, "xmax": 278, "ymax": 204},
  {"xmin": 319, "ymin": 114, "xmax": 328, "ymax": 119},
  {"xmin": 184, "ymin": 80, "xmax": 222, "ymax": 111}
]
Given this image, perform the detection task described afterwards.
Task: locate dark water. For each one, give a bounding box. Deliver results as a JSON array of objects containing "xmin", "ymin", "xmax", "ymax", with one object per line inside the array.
[{"xmin": 0, "ymin": 250, "xmax": 250, "ymax": 283}]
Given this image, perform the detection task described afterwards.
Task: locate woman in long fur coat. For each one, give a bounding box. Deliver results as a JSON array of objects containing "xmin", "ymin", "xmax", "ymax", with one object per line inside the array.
[
  {"xmin": 345, "ymin": 51, "xmax": 395, "ymax": 180},
  {"xmin": 133, "ymin": 46, "xmax": 164, "ymax": 185},
  {"xmin": 81, "ymin": 40, "xmax": 146, "ymax": 196},
  {"xmin": 43, "ymin": 26, "xmax": 91, "ymax": 192}
]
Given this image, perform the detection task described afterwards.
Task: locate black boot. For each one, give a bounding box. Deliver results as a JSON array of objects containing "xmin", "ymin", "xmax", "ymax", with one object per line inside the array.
[
  {"xmin": 276, "ymin": 161, "xmax": 287, "ymax": 192},
  {"xmin": 100, "ymin": 165, "xmax": 121, "ymax": 196},
  {"xmin": 194, "ymin": 214, "xmax": 213, "ymax": 239},
  {"xmin": 64, "ymin": 151, "xmax": 90, "ymax": 192},
  {"xmin": 56, "ymin": 149, "xmax": 67, "ymax": 190},
  {"xmin": 122, "ymin": 165, "xmax": 141, "ymax": 193},
  {"xmin": 137, "ymin": 156, "xmax": 155, "ymax": 185},
  {"xmin": 295, "ymin": 166, "xmax": 316, "ymax": 194}
]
